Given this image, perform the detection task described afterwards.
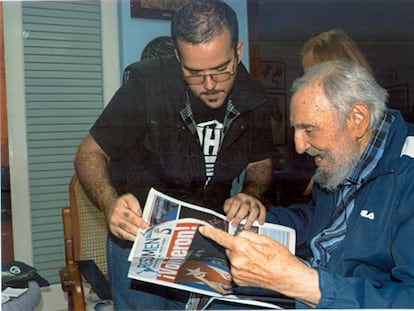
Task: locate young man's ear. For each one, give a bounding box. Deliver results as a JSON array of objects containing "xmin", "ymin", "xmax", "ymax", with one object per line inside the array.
[
  {"xmin": 175, "ymin": 49, "xmax": 180, "ymax": 63},
  {"xmin": 236, "ymin": 42, "xmax": 243, "ymax": 64},
  {"xmin": 348, "ymin": 102, "xmax": 371, "ymax": 139}
]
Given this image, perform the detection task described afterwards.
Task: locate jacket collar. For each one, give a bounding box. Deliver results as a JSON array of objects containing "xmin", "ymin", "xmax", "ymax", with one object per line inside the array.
[
  {"xmin": 230, "ymin": 62, "xmax": 266, "ymax": 113},
  {"xmin": 360, "ymin": 109, "xmax": 413, "ymax": 183}
]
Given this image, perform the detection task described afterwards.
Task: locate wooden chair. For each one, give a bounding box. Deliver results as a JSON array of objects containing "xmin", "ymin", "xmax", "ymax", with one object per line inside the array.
[{"xmin": 59, "ymin": 175, "xmax": 109, "ymax": 311}]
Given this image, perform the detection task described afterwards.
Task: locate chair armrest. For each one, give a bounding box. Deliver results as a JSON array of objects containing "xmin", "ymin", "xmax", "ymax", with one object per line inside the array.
[
  {"xmin": 59, "ymin": 264, "xmax": 86, "ymax": 311},
  {"xmin": 61, "ymin": 206, "xmax": 86, "ymax": 310}
]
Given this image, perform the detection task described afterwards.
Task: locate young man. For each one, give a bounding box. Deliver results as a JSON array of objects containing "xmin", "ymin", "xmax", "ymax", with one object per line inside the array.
[
  {"xmin": 74, "ymin": 0, "xmax": 273, "ymax": 309},
  {"xmin": 201, "ymin": 60, "xmax": 414, "ymax": 308}
]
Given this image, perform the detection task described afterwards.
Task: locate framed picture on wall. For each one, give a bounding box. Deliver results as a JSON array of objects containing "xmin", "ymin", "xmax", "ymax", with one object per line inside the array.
[
  {"xmin": 130, "ymin": 0, "xmax": 188, "ymax": 20},
  {"xmin": 259, "ymin": 61, "xmax": 285, "ymax": 89},
  {"xmin": 267, "ymin": 92, "xmax": 287, "ymax": 146}
]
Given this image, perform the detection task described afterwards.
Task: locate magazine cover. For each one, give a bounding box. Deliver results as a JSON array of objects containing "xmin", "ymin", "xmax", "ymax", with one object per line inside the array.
[{"xmin": 128, "ymin": 188, "xmax": 296, "ymax": 304}]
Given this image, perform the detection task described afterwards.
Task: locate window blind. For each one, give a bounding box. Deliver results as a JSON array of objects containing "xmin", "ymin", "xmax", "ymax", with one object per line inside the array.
[{"xmin": 22, "ymin": 0, "xmax": 103, "ymax": 284}]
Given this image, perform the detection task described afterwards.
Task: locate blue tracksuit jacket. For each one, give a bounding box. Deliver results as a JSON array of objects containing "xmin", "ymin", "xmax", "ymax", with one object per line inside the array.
[{"xmin": 266, "ymin": 109, "xmax": 414, "ymax": 308}]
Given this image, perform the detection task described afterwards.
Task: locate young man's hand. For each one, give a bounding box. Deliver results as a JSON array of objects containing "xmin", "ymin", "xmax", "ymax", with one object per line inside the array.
[
  {"xmin": 223, "ymin": 193, "xmax": 266, "ymax": 229},
  {"xmin": 106, "ymin": 194, "xmax": 149, "ymax": 241}
]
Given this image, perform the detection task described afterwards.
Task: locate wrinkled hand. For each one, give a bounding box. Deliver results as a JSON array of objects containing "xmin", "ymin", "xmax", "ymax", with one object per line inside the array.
[
  {"xmin": 199, "ymin": 226, "xmax": 291, "ymax": 289},
  {"xmin": 223, "ymin": 192, "xmax": 266, "ymax": 229},
  {"xmin": 106, "ymin": 193, "xmax": 149, "ymax": 241},
  {"xmin": 199, "ymin": 226, "xmax": 320, "ymax": 306}
]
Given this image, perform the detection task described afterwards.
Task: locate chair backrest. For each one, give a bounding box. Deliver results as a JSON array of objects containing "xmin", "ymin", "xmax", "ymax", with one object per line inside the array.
[{"xmin": 69, "ymin": 175, "xmax": 108, "ymax": 275}]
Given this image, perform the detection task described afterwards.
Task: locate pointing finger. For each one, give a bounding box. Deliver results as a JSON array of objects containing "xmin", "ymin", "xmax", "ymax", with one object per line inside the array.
[{"xmin": 199, "ymin": 226, "xmax": 234, "ymax": 249}]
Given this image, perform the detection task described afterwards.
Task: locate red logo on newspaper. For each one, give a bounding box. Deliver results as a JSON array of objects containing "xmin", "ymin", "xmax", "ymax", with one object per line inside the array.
[{"xmin": 157, "ymin": 222, "xmax": 198, "ymax": 282}]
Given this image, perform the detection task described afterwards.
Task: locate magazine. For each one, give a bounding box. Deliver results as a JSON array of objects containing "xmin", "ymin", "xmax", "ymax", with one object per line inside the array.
[{"xmin": 128, "ymin": 188, "xmax": 296, "ymax": 309}]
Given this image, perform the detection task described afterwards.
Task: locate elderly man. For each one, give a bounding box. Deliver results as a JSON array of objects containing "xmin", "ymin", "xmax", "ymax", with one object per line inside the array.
[{"xmin": 201, "ymin": 60, "xmax": 414, "ymax": 308}]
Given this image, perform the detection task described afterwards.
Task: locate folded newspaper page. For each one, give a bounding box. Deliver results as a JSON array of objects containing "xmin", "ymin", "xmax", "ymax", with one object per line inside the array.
[{"xmin": 128, "ymin": 188, "xmax": 296, "ymax": 308}]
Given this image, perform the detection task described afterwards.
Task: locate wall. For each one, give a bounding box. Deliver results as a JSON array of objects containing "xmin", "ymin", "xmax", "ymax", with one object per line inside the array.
[
  {"xmin": 118, "ymin": 0, "xmax": 249, "ymax": 75},
  {"xmin": 255, "ymin": 0, "xmax": 414, "ymax": 126},
  {"xmin": 1, "ymin": 1, "xmax": 14, "ymax": 262}
]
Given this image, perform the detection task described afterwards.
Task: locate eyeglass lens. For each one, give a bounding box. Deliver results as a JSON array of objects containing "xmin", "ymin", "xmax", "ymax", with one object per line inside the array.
[{"xmin": 185, "ymin": 72, "xmax": 233, "ymax": 85}]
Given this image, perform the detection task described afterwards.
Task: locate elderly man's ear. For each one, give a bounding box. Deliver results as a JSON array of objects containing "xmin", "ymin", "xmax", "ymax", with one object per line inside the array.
[{"xmin": 347, "ymin": 102, "xmax": 371, "ymax": 140}]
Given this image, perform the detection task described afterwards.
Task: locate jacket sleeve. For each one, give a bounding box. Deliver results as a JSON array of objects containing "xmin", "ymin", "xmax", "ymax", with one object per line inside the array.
[
  {"xmin": 269, "ymin": 163, "xmax": 414, "ymax": 308},
  {"xmin": 90, "ymin": 80, "xmax": 145, "ymax": 161},
  {"xmin": 313, "ymin": 171, "xmax": 414, "ymax": 308}
]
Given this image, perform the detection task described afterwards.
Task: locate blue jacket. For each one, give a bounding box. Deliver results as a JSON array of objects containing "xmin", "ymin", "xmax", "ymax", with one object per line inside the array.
[{"xmin": 267, "ymin": 110, "xmax": 414, "ymax": 308}]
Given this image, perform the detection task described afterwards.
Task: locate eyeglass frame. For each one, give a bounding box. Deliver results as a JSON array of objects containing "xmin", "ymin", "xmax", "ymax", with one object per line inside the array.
[{"xmin": 181, "ymin": 55, "xmax": 238, "ymax": 86}]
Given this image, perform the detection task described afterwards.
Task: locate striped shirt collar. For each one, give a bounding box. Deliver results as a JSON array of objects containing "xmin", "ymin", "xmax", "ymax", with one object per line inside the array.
[{"xmin": 344, "ymin": 111, "xmax": 394, "ymax": 186}]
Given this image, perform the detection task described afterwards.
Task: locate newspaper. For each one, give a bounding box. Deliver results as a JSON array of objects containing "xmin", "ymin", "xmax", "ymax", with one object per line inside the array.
[{"xmin": 128, "ymin": 188, "xmax": 296, "ymax": 309}]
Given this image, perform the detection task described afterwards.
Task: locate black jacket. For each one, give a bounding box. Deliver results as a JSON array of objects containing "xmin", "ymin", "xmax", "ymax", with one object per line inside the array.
[{"xmin": 91, "ymin": 55, "xmax": 273, "ymax": 213}]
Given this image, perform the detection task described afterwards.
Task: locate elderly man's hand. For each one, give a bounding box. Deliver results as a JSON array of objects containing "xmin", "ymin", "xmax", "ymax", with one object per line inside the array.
[
  {"xmin": 223, "ymin": 192, "xmax": 266, "ymax": 229},
  {"xmin": 199, "ymin": 226, "xmax": 321, "ymax": 306}
]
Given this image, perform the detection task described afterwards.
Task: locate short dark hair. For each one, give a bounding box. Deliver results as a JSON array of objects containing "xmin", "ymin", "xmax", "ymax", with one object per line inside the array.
[{"xmin": 171, "ymin": 0, "xmax": 238, "ymax": 51}]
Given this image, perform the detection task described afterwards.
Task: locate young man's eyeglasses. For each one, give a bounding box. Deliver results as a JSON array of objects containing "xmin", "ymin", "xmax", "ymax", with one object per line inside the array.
[{"xmin": 182, "ymin": 58, "xmax": 237, "ymax": 85}]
